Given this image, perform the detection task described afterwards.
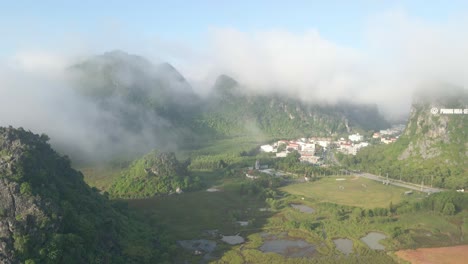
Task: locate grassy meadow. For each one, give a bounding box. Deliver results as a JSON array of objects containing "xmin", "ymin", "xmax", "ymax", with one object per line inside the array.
[{"xmin": 281, "ymin": 176, "xmax": 425, "ymax": 208}]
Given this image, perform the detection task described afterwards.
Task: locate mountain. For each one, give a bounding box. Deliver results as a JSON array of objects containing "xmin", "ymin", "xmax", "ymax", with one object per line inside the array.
[
  {"xmin": 58, "ymin": 51, "xmax": 390, "ymax": 164},
  {"xmin": 342, "ymin": 85, "xmax": 467, "ymax": 189},
  {"xmin": 0, "ymin": 127, "xmax": 171, "ymax": 263},
  {"xmin": 108, "ymin": 151, "xmax": 199, "ymax": 198},
  {"xmin": 66, "ymin": 50, "xmax": 201, "ymax": 162},
  {"xmin": 195, "ymin": 74, "xmax": 389, "ymax": 138}
]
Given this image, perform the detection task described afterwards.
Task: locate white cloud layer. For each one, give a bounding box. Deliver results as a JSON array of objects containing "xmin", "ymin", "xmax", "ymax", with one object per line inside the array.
[
  {"xmin": 181, "ymin": 10, "xmax": 468, "ymax": 118},
  {"xmin": 0, "ymin": 10, "xmax": 467, "ymax": 160}
]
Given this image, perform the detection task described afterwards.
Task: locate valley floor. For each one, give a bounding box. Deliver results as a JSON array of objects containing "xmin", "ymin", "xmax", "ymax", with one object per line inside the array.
[{"xmin": 126, "ymin": 175, "xmax": 467, "ymax": 263}]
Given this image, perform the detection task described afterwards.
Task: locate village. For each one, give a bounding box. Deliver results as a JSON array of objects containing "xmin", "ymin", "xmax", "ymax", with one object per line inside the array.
[{"xmin": 259, "ymin": 124, "xmax": 406, "ymax": 165}]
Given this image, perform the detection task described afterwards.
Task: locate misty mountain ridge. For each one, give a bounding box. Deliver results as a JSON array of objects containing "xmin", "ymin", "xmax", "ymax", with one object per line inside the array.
[
  {"xmin": 58, "ymin": 50, "xmax": 391, "ymax": 163},
  {"xmin": 66, "ymin": 50, "xmax": 201, "ymax": 163},
  {"xmin": 201, "ymin": 73, "xmax": 389, "ymax": 137}
]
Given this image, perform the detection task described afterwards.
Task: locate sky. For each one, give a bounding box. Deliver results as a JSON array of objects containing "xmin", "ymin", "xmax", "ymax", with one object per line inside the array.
[
  {"xmin": 1, "ymin": 0, "xmax": 467, "ymax": 57},
  {"xmin": 1, "ymin": 1, "xmax": 468, "ymax": 119}
]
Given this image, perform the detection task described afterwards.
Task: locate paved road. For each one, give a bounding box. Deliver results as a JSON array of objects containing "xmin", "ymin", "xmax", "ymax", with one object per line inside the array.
[{"xmin": 356, "ymin": 172, "xmax": 444, "ymax": 194}]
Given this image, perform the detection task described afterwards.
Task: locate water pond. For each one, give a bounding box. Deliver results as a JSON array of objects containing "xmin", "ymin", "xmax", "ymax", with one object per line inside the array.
[
  {"xmin": 291, "ymin": 204, "xmax": 315, "ymax": 214},
  {"xmin": 360, "ymin": 232, "xmax": 387, "ymax": 250},
  {"xmin": 259, "ymin": 238, "xmax": 316, "ymax": 257},
  {"xmin": 178, "ymin": 239, "xmax": 217, "ymax": 254},
  {"xmin": 333, "ymin": 238, "xmax": 353, "ymax": 255},
  {"xmin": 221, "ymin": 234, "xmax": 245, "ymax": 245}
]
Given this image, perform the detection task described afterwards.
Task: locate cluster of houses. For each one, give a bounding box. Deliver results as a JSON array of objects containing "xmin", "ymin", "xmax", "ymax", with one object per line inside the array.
[
  {"xmin": 372, "ymin": 125, "xmax": 405, "ymax": 144},
  {"xmin": 337, "ymin": 135, "xmax": 370, "ymax": 155},
  {"xmin": 260, "ymin": 125, "xmax": 406, "ymax": 161},
  {"xmin": 260, "ymin": 135, "xmax": 371, "ymax": 158},
  {"xmin": 260, "ymin": 137, "xmax": 329, "ymax": 164}
]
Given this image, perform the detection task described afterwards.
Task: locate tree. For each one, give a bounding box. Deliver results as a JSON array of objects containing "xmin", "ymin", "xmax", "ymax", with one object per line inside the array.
[
  {"xmin": 277, "ymin": 143, "xmax": 286, "ymax": 152},
  {"xmin": 442, "ymin": 202, "xmax": 456, "ymax": 215}
]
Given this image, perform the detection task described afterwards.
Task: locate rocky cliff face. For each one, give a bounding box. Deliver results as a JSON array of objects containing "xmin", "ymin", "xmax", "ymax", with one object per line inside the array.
[
  {"xmin": 0, "ymin": 180, "xmax": 60, "ymax": 264},
  {"xmin": 0, "ymin": 128, "xmax": 61, "ymax": 264},
  {"xmin": 0, "ymin": 127, "xmax": 169, "ymax": 263},
  {"xmin": 398, "ymin": 87, "xmax": 467, "ymax": 161}
]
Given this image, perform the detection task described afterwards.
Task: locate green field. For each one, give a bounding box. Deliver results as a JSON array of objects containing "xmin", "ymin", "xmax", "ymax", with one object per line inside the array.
[
  {"xmin": 80, "ymin": 165, "xmax": 122, "ymax": 190},
  {"xmin": 281, "ymin": 176, "xmax": 422, "ymax": 209},
  {"xmin": 127, "ymin": 184, "xmax": 270, "ymax": 240}
]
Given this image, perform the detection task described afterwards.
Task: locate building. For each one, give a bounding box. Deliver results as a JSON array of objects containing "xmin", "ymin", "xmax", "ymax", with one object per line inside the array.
[
  {"xmin": 316, "ymin": 140, "xmax": 330, "ymax": 148},
  {"xmin": 287, "ymin": 143, "xmax": 300, "ymax": 151},
  {"xmin": 381, "ymin": 137, "xmax": 397, "ymax": 144},
  {"xmin": 260, "ymin": 144, "xmax": 274, "ymax": 152},
  {"xmin": 299, "ymin": 154, "xmax": 321, "ymax": 164},
  {"xmin": 246, "ymin": 170, "xmax": 259, "ymax": 179},
  {"xmin": 301, "ymin": 143, "xmax": 316, "ymax": 153},
  {"xmin": 276, "ymin": 152, "xmax": 288, "ymax": 158},
  {"xmin": 348, "ymin": 133, "xmax": 363, "ymax": 142}
]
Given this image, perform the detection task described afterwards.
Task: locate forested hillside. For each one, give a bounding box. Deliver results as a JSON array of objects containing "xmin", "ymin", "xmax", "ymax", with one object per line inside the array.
[
  {"xmin": 195, "ymin": 74, "xmax": 389, "ymax": 138},
  {"xmin": 108, "ymin": 151, "xmax": 202, "ymax": 198},
  {"xmin": 0, "ymin": 127, "xmax": 172, "ymax": 263},
  {"xmin": 338, "ymin": 85, "xmax": 467, "ymax": 189}
]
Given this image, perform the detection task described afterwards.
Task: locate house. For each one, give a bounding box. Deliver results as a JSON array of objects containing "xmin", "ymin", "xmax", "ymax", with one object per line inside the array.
[
  {"xmin": 245, "ymin": 170, "xmax": 259, "ymax": 179},
  {"xmin": 301, "ymin": 143, "xmax": 316, "ymax": 153},
  {"xmin": 372, "ymin": 132, "xmax": 381, "ymax": 138},
  {"xmin": 348, "ymin": 133, "xmax": 363, "ymax": 142},
  {"xmin": 276, "ymin": 152, "xmax": 288, "ymax": 158},
  {"xmin": 356, "ymin": 142, "xmax": 369, "ymax": 148},
  {"xmin": 316, "ymin": 140, "xmax": 330, "ymax": 148},
  {"xmin": 299, "ymin": 154, "xmax": 321, "ymax": 164},
  {"xmin": 287, "ymin": 143, "xmax": 300, "ymax": 151},
  {"xmin": 381, "ymin": 137, "xmax": 395, "ymax": 144},
  {"xmin": 260, "ymin": 144, "xmax": 274, "ymax": 152}
]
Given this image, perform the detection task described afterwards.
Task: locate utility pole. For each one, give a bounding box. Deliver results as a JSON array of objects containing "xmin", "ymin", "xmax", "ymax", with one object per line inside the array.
[{"xmin": 431, "ymin": 175, "xmax": 433, "ymax": 188}]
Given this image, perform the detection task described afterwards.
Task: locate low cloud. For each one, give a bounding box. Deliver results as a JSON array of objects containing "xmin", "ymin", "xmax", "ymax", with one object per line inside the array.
[
  {"xmin": 188, "ymin": 10, "xmax": 468, "ymax": 118},
  {"xmin": 1, "ymin": 9, "xmax": 467, "ymax": 161},
  {"xmin": 0, "ymin": 51, "xmax": 181, "ymax": 164}
]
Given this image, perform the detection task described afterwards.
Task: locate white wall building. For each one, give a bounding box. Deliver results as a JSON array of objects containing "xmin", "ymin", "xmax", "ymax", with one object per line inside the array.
[
  {"xmin": 301, "ymin": 143, "xmax": 316, "ymax": 153},
  {"xmin": 316, "ymin": 140, "xmax": 330, "ymax": 148},
  {"xmin": 348, "ymin": 133, "xmax": 363, "ymax": 142},
  {"xmin": 260, "ymin": 144, "xmax": 274, "ymax": 152}
]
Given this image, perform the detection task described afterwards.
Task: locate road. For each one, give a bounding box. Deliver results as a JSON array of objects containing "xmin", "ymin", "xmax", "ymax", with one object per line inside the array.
[{"xmin": 356, "ymin": 172, "xmax": 444, "ymax": 194}]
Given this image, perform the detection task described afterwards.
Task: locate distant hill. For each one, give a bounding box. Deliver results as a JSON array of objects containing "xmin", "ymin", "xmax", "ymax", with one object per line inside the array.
[
  {"xmin": 195, "ymin": 74, "xmax": 389, "ymax": 138},
  {"xmin": 341, "ymin": 85, "xmax": 467, "ymax": 189},
  {"xmin": 0, "ymin": 127, "xmax": 171, "ymax": 263},
  {"xmin": 62, "ymin": 51, "xmax": 390, "ymax": 163},
  {"xmin": 108, "ymin": 151, "xmax": 199, "ymax": 198},
  {"xmin": 66, "ymin": 50, "xmax": 201, "ymax": 162}
]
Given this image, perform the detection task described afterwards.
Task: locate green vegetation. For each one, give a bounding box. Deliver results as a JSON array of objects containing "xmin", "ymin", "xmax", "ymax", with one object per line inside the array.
[
  {"xmin": 127, "ymin": 184, "xmax": 269, "ymax": 240},
  {"xmin": 336, "ymin": 87, "xmax": 467, "ymax": 189},
  {"xmin": 108, "ymin": 151, "xmax": 201, "ymax": 198},
  {"xmin": 195, "ymin": 76, "xmax": 389, "ymax": 139},
  {"xmin": 281, "ymin": 177, "xmax": 420, "ymax": 209},
  {"xmin": 0, "ymin": 127, "xmax": 174, "ymax": 263}
]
